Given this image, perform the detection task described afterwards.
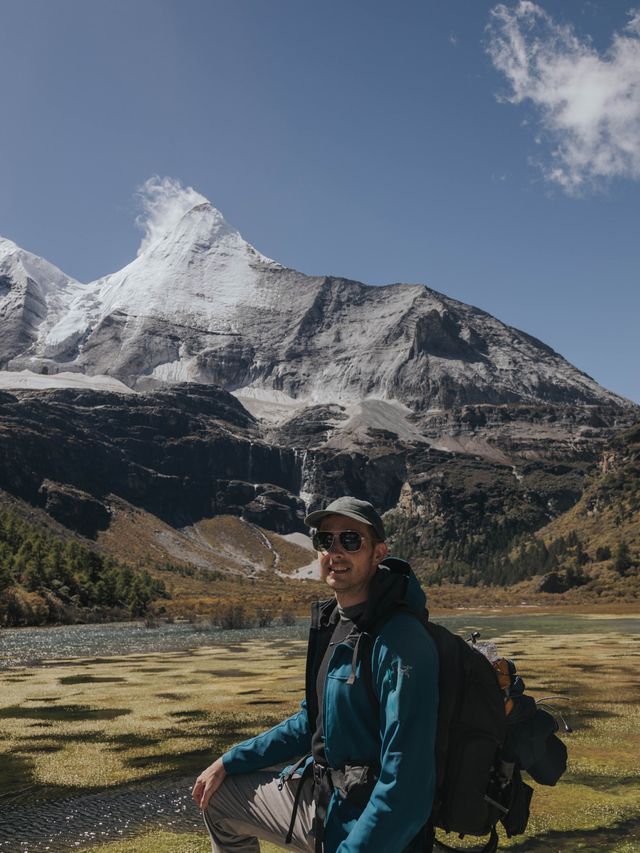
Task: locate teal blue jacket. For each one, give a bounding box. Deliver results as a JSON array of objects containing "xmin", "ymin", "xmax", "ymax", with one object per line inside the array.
[{"xmin": 222, "ymin": 558, "xmax": 439, "ymax": 852}]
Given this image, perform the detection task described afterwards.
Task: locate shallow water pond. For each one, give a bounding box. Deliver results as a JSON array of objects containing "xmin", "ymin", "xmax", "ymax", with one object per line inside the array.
[
  {"xmin": 2, "ymin": 612, "xmax": 638, "ymax": 670},
  {"xmin": 0, "ymin": 619, "xmax": 309, "ymax": 669}
]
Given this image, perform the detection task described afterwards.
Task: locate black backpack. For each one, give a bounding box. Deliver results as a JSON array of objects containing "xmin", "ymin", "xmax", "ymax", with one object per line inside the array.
[
  {"xmin": 359, "ymin": 559, "xmax": 565, "ymax": 853},
  {"xmin": 420, "ymin": 620, "xmax": 532, "ymax": 852}
]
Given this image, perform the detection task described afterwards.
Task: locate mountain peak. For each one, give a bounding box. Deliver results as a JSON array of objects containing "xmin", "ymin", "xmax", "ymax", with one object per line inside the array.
[
  {"xmin": 134, "ymin": 193, "xmax": 264, "ymax": 269},
  {"xmin": 188, "ymin": 200, "xmax": 222, "ymax": 217},
  {"xmin": 134, "ymin": 177, "xmax": 241, "ymax": 257},
  {"xmin": 0, "ymin": 235, "xmax": 20, "ymax": 259},
  {"xmin": 162, "ymin": 199, "xmax": 241, "ymax": 250},
  {"xmin": 0, "ymin": 235, "xmax": 79, "ymax": 290}
]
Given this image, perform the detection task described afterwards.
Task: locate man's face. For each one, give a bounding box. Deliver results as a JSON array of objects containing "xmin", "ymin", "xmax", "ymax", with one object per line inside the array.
[{"xmin": 316, "ymin": 514, "xmax": 388, "ymax": 606}]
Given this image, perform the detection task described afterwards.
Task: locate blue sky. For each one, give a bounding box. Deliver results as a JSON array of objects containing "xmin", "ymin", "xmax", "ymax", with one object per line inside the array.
[{"xmin": 1, "ymin": 0, "xmax": 638, "ymax": 402}]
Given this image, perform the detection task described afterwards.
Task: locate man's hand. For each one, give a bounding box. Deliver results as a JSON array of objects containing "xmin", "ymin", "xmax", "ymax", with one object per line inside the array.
[{"xmin": 192, "ymin": 757, "xmax": 227, "ymax": 810}]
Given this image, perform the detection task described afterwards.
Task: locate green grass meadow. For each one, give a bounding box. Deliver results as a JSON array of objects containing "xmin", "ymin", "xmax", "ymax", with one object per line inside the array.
[{"xmin": 1, "ymin": 614, "xmax": 639, "ymax": 852}]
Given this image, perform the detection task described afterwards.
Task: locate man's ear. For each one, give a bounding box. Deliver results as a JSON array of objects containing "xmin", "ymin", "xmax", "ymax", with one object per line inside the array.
[{"xmin": 374, "ymin": 541, "xmax": 388, "ymax": 564}]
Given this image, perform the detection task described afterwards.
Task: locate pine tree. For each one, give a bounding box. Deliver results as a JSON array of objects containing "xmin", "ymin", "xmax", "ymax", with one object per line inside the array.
[{"xmin": 614, "ymin": 540, "xmax": 632, "ymax": 574}]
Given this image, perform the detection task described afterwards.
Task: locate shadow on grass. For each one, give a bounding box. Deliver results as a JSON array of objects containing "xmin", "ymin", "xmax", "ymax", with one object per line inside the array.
[
  {"xmin": 568, "ymin": 708, "xmax": 619, "ymax": 727},
  {"xmin": 138, "ymin": 667, "xmax": 175, "ymax": 673},
  {"xmin": 0, "ymin": 704, "xmax": 131, "ymax": 722},
  {"xmin": 208, "ymin": 670, "xmax": 260, "ymax": 678},
  {"xmin": 169, "ymin": 711, "xmax": 210, "ymax": 721},
  {"xmin": 17, "ymin": 731, "xmax": 170, "ymax": 755},
  {"xmin": 59, "ymin": 675, "xmax": 128, "ymax": 685},
  {"xmin": 14, "ymin": 744, "xmax": 62, "ymax": 754},
  {"xmin": 125, "ymin": 747, "xmax": 216, "ymax": 774},
  {"xmin": 567, "ymin": 772, "xmax": 640, "ymax": 792},
  {"xmin": 503, "ymin": 815, "xmax": 640, "ymax": 851},
  {"xmin": 107, "ymin": 733, "xmax": 164, "ymax": 751},
  {"xmin": 24, "ymin": 695, "xmax": 63, "ymax": 703},
  {"xmin": 0, "ymin": 751, "xmax": 35, "ymax": 795},
  {"xmin": 18, "ymin": 731, "xmax": 102, "ymax": 745},
  {"xmin": 2, "ymin": 710, "xmax": 290, "ymax": 807},
  {"xmin": 53, "ymin": 656, "xmax": 154, "ymax": 667}
]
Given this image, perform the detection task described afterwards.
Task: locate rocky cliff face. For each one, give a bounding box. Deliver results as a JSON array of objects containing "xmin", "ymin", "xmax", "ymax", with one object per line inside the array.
[
  {"xmin": 0, "ymin": 379, "xmax": 634, "ymax": 585},
  {"xmin": 0, "ymin": 385, "xmax": 305, "ymax": 537}
]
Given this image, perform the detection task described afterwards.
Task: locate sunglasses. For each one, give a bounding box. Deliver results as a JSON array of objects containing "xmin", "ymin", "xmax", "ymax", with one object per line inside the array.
[{"xmin": 312, "ymin": 530, "xmax": 366, "ymax": 553}]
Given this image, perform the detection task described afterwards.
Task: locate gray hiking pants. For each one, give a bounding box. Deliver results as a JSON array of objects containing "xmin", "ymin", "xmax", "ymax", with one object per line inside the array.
[
  {"xmin": 202, "ymin": 767, "xmax": 444, "ymax": 852},
  {"xmin": 202, "ymin": 767, "xmax": 316, "ymax": 852}
]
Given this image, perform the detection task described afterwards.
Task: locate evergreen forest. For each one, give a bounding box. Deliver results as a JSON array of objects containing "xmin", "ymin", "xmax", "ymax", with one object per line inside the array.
[{"xmin": 0, "ymin": 509, "xmax": 167, "ymax": 626}]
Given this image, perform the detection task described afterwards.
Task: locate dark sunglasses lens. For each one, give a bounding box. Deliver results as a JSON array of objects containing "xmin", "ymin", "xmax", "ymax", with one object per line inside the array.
[
  {"xmin": 340, "ymin": 531, "xmax": 363, "ymax": 551},
  {"xmin": 313, "ymin": 531, "xmax": 334, "ymax": 551},
  {"xmin": 312, "ymin": 531, "xmax": 364, "ymax": 552}
]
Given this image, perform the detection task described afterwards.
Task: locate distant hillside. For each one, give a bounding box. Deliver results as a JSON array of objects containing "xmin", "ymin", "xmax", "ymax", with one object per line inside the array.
[
  {"xmin": 525, "ymin": 422, "xmax": 640, "ymax": 598},
  {"xmin": 387, "ymin": 422, "xmax": 639, "ymax": 602},
  {"xmin": 0, "ymin": 490, "xmax": 322, "ymax": 627},
  {"xmin": 0, "ymin": 500, "xmax": 167, "ymax": 626},
  {"xmin": 475, "ymin": 422, "xmax": 640, "ymax": 601}
]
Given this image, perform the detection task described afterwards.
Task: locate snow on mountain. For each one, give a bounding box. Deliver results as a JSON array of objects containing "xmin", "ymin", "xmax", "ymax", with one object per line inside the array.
[
  {"xmin": 0, "ymin": 236, "xmax": 85, "ymax": 366},
  {"xmin": 12, "ymin": 202, "xmax": 285, "ymax": 380},
  {"xmin": 0, "ymin": 192, "xmax": 634, "ymax": 417},
  {"xmin": 91, "ymin": 202, "xmax": 282, "ymax": 328},
  {"xmin": 0, "ymin": 369, "xmax": 134, "ymax": 394}
]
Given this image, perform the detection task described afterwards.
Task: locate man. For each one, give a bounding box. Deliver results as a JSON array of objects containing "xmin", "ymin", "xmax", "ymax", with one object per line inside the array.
[{"xmin": 192, "ymin": 496, "xmax": 439, "ymax": 852}]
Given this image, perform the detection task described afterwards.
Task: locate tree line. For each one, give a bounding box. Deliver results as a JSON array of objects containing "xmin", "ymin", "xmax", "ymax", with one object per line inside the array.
[
  {"xmin": 0, "ymin": 509, "xmax": 167, "ymax": 626},
  {"xmin": 392, "ymin": 517, "xmax": 637, "ymax": 589}
]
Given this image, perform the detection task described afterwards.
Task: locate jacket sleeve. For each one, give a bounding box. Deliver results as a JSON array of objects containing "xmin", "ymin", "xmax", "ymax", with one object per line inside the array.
[
  {"xmin": 221, "ymin": 698, "xmax": 311, "ymax": 774},
  {"xmin": 338, "ymin": 616, "xmax": 439, "ymax": 853}
]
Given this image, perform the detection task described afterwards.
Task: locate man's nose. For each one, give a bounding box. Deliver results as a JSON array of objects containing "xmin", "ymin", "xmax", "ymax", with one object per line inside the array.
[{"xmin": 327, "ymin": 535, "xmax": 345, "ymax": 553}]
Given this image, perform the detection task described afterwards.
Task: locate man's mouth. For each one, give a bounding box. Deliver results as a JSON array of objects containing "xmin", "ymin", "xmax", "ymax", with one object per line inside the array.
[{"xmin": 329, "ymin": 565, "xmax": 350, "ymax": 574}]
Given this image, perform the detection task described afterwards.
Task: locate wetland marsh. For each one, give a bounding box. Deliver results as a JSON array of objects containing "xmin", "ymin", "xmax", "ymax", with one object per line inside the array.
[{"xmin": 1, "ymin": 612, "xmax": 638, "ymax": 852}]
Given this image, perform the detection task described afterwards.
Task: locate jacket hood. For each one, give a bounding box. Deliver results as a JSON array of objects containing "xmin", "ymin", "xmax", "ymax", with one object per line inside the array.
[{"xmin": 358, "ymin": 556, "xmax": 427, "ymax": 632}]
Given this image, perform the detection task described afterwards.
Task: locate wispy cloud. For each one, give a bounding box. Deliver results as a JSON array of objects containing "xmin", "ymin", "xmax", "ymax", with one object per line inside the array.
[
  {"xmin": 486, "ymin": 2, "xmax": 640, "ymax": 193},
  {"xmin": 135, "ymin": 176, "xmax": 208, "ymax": 255}
]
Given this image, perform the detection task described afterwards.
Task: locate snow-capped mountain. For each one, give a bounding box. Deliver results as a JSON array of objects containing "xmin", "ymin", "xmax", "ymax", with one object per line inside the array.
[
  {"xmin": 7, "ymin": 203, "xmax": 285, "ymax": 384},
  {"xmin": 0, "ymin": 197, "xmax": 632, "ymax": 416}
]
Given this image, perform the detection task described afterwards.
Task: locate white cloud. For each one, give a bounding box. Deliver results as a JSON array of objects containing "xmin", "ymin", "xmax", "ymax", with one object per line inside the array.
[
  {"xmin": 486, "ymin": 2, "xmax": 640, "ymax": 193},
  {"xmin": 135, "ymin": 176, "xmax": 208, "ymax": 255}
]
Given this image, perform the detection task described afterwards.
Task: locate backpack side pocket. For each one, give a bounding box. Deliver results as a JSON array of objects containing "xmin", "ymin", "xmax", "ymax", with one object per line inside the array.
[{"xmin": 500, "ymin": 768, "xmax": 533, "ymax": 838}]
